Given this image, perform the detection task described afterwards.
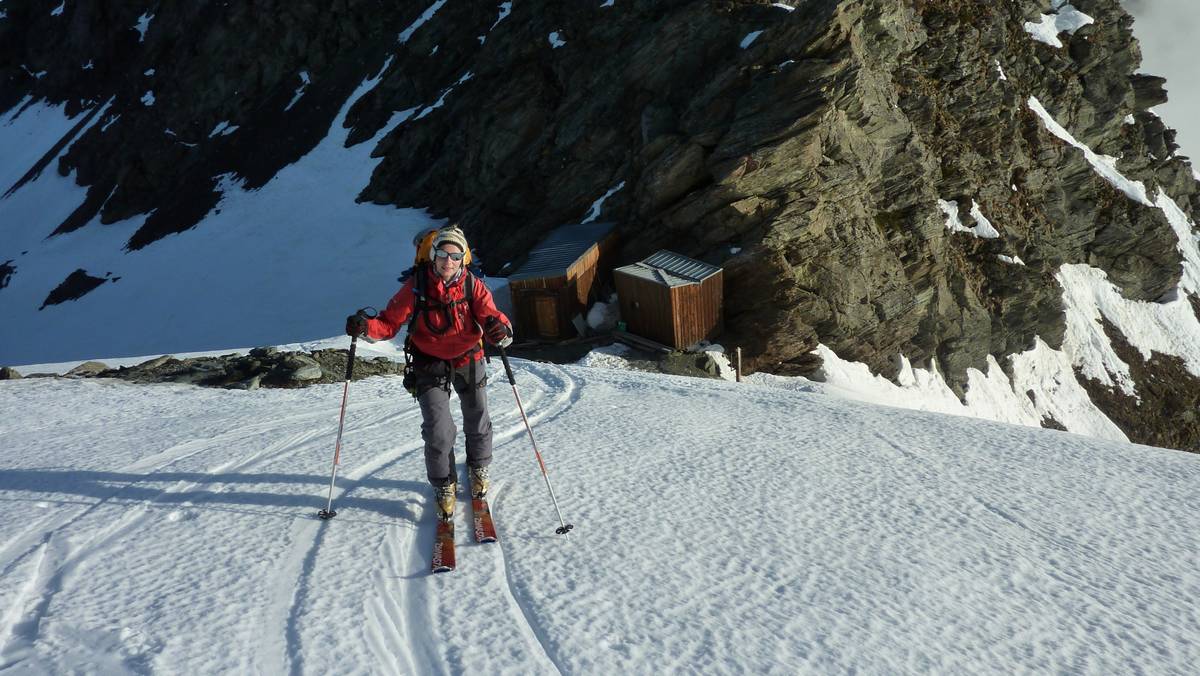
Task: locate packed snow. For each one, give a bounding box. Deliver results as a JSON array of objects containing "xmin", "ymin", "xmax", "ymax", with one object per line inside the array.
[
  {"xmin": 1, "ymin": 346, "xmax": 1197, "ymax": 673},
  {"xmin": 967, "ymin": 200, "xmax": 1000, "ymax": 239},
  {"xmin": 207, "ymin": 121, "xmax": 238, "ymax": 138},
  {"xmin": 937, "ymin": 198, "xmax": 999, "ymax": 239},
  {"xmin": 1024, "ymin": 2, "xmax": 1095, "ymax": 48},
  {"xmin": 581, "ymin": 182, "xmax": 625, "ymax": 224},
  {"xmin": 284, "ymin": 72, "xmax": 310, "ymax": 112},
  {"xmin": 1, "ymin": 97, "xmax": 84, "ymax": 195},
  {"xmin": 398, "ymin": 1, "xmax": 447, "ymax": 44},
  {"xmin": 740, "ymin": 31, "xmax": 764, "ymax": 49},
  {"xmin": 134, "ymin": 13, "xmax": 153, "ymax": 42},
  {"xmin": 414, "ymin": 72, "xmax": 473, "ymax": 121}
]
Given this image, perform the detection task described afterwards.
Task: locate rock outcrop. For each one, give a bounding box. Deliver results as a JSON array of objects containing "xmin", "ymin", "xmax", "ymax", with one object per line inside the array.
[{"xmin": 9, "ymin": 347, "xmax": 406, "ymax": 389}]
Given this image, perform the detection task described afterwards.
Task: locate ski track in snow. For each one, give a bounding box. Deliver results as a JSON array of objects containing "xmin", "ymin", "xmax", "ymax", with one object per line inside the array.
[
  {"xmin": 0, "ymin": 403, "xmax": 411, "ymax": 671},
  {"xmin": 0, "ymin": 380, "xmax": 423, "ymax": 671},
  {"xmin": 252, "ymin": 363, "xmax": 581, "ymax": 675},
  {"xmin": 1, "ymin": 361, "xmax": 1198, "ymax": 673},
  {"xmin": 490, "ymin": 482, "xmax": 565, "ymax": 675}
]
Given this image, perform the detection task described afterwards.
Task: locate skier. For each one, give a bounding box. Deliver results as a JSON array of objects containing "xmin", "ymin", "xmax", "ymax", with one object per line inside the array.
[{"xmin": 345, "ymin": 225, "xmax": 513, "ymax": 522}]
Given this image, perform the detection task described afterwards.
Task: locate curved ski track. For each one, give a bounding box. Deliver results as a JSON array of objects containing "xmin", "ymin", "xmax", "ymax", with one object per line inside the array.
[
  {"xmin": 0, "ymin": 394, "xmax": 414, "ymax": 668},
  {"xmin": 278, "ymin": 362, "xmax": 581, "ymax": 675}
]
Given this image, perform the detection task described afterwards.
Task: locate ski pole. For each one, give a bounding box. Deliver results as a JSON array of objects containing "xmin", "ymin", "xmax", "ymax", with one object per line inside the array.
[
  {"xmin": 318, "ymin": 308, "xmax": 375, "ymax": 520},
  {"xmin": 497, "ymin": 345, "xmax": 574, "ymax": 535}
]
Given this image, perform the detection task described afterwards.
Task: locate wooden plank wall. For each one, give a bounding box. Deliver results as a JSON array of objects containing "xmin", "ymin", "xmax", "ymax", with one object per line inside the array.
[
  {"xmin": 511, "ymin": 285, "xmax": 574, "ymax": 340},
  {"xmin": 565, "ymin": 244, "xmax": 600, "ymax": 306},
  {"xmin": 614, "ymin": 271, "xmax": 676, "ymax": 347},
  {"xmin": 669, "ymin": 271, "xmax": 724, "ymax": 347}
]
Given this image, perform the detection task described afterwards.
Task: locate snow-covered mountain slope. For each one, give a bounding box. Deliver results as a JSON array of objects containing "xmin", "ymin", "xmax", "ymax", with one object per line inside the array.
[
  {"xmin": 1, "ymin": 355, "xmax": 1197, "ymax": 673},
  {"xmin": 0, "ymin": 65, "xmax": 450, "ymax": 366}
]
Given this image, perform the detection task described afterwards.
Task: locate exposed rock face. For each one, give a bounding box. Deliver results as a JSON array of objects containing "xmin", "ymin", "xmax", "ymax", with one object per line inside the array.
[
  {"xmin": 1078, "ymin": 319, "xmax": 1200, "ymax": 453},
  {"xmin": 22, "ymin": 348, "xmax": 407, "ymax": 389},
  {"xmin": 3, "ymin": 0, "xmax": 1199, "ymax": 449}
]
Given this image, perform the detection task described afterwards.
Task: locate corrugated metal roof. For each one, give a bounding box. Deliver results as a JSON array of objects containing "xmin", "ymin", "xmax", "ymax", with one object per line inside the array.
[
  {"xmin": 508, "ymin": 221, "xmax": 617, "ymax": 281},
  {"xmin": 614, "ymin": 250, "xmax": 722, "ymax": 287}
]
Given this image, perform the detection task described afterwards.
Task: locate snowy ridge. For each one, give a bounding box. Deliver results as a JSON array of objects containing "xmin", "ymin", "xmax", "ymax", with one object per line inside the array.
[{"xmin": 0, "ymin": 354, "xmax": 1197, "ymax": 672}]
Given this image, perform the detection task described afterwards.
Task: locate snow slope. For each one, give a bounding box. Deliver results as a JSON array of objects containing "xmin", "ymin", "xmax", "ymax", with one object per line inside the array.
[
  {"xmin": 1, "ymin": 354, "xmax": 1197, "ymax": 674},
  {"xmin": 0, "ymin": 62, "xmax": 455, "ymax": 366}
]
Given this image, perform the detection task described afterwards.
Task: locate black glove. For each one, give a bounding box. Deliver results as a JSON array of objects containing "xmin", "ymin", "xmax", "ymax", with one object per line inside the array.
[
  {"xmin": 345, "ymin": 313, "xmax": 368, "ymax": 337},
  {"xmin": 484, "ymin": 316, "xmax": 512, "ymax": 346}
]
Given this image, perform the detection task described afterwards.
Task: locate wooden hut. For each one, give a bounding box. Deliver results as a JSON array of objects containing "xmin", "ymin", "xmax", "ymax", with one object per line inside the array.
[
  {"xmin": 508, "ymin": 222, "xmax": 619, "ymax": 341},
  {"xmin": 613, "ymin": 251, "xmax": 723, "ymax": 349}
]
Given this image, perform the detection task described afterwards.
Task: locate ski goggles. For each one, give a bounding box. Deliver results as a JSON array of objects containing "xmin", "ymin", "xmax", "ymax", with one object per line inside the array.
[{"xmin": 434, "ymin": 249, "xmax": 465, "ymax": 261}]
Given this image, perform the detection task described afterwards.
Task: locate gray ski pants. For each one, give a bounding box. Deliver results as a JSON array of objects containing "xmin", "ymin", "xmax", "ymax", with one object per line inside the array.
[{"xmin": 416, "ymin": 358, "xmax": 493, "ymax": 486}]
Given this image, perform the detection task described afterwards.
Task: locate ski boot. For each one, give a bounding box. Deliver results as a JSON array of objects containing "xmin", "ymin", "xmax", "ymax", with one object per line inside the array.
[
  {"xmin": 468, "ymin": 465, "xmax": 490, "ymax": 499},
  {"xmin": 434, "ymin": 482, "xmax": 456, "ymax": 522}
]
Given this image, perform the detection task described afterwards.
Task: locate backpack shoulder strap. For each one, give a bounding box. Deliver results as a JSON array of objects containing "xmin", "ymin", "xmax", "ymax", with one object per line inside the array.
[
  {"xmin": 405, "ymin": 263, "xmax": 429, "ymax": 339},
  {"xmin": 465, "ymin": 271, "xmax": 476, "ymax": 324}
]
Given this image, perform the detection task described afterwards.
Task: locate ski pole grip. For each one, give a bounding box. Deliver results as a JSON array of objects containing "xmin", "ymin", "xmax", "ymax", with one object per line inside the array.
[{"xmin": 498, "ymin": 345, "xmax": 516, "ymax": 385}]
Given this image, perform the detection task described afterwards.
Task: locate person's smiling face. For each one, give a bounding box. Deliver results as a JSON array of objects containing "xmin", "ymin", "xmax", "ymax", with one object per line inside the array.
[{"xmin": 435, "ymin": 243, "xmax": 464, "ymax": 282}]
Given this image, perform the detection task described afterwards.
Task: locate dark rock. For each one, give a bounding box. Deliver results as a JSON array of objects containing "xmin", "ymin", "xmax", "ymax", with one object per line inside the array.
[
  {"xmin": 283, "ymin": 355, "xmax": 323, "ymax": 381},
  {"xmin": 138, "ymin": 355, "xmax": 174, "ymax": 369},
  {"xmin": 0, "ymin": 260, "xmax": 14, "ymax": 290},
  {"xmin": 659, "ymin": 351, "xmax": 724, "ymax": 380},
  {"xmin": 0, "ymin": 367, "xmax": 22, "ymax": 380},
  {"xmin": 39, "ymin": 269, "xmax": 110, "ymax": 310},
  {"xmin": 1129, "ymin": 74, "xmax": 1168, "ymax": 111},
  {"xmin": 227, "ymin": 373, "xmax": 263, "ymax": 391},
  {"xmin": 67, "ymin": 361, "xmax": 109, "ymax": 376},
  {"xmin": 67, "ymin": 348, "xmax": 406, "ymax": 389},
  {"xmin": 1076, "ymin": 318, "xmax": 1200, "ymax": 453}
]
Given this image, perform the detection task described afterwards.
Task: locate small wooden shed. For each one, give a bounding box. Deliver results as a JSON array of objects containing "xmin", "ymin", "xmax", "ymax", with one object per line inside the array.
[
  {"xmin": 614, "ymin": 251, "xmax": 724, "ymax": 349},
  {"xmin": 508, "ymin": 222, "xmax": 619, "ymax": 341}
]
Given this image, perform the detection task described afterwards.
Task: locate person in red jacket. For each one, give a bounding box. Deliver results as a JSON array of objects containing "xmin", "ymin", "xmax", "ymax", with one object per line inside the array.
[{"xmin": 345, "ymin": 226, "xmax": 513, "ymax": 522}]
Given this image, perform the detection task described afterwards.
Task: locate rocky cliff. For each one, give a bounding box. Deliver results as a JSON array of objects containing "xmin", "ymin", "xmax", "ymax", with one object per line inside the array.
[{"xmin": 3, "ymin": 0, "xmax": 1198, "ymax": 450}]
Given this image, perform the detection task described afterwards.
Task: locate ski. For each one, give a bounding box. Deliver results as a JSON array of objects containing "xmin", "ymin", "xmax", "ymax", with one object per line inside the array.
[
  {"xmin": 431, "ymin": 520, "xmax": 456, "ymax": 573},
  {"xmin": 471, "ymin": 495, "xmax": 498, "ymax": 543}
]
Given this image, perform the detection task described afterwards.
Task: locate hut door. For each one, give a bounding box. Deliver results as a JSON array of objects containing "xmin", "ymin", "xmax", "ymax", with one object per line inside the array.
[{"xmin": 535, "ymin": 295, "xmax": 559, "ymax": 338}]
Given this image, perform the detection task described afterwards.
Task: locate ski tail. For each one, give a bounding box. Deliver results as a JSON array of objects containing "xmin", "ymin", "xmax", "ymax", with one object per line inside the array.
[
  {"xmin": 431, "ymin": 520, "xmax": 456, "ymax": 573},
  {"xmin": 471, "ymin": 496, "xmax": 498, "ymax": 543}
]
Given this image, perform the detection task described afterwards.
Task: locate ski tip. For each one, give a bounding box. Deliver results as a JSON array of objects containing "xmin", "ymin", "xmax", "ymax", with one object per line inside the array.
[{"xmin": 431, "ymin": 564, "xmax": 455, "ymax": 574}]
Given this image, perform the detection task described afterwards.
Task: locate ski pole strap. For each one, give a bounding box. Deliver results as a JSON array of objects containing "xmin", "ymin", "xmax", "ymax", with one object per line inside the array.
[{"xmin": 499, "ymin": 346, "xmax": 516, "ymax": 385}]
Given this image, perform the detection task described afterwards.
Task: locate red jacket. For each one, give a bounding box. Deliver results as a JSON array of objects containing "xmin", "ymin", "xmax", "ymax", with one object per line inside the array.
[{"xmin": 366, "ymin": 267, "xmax": 510, "ymax": 366}]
